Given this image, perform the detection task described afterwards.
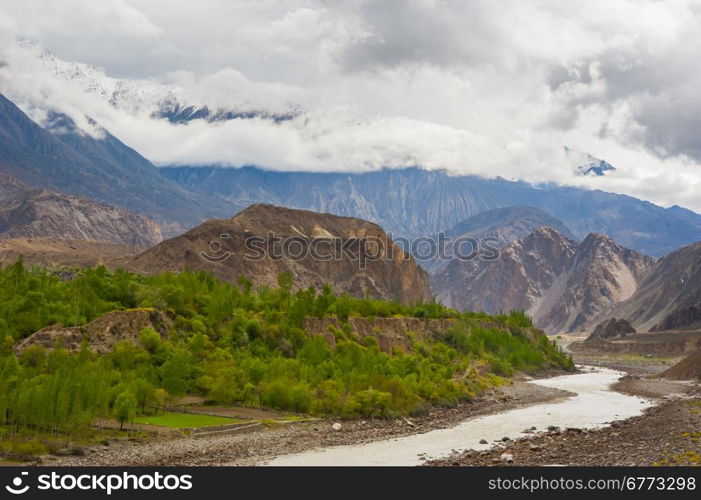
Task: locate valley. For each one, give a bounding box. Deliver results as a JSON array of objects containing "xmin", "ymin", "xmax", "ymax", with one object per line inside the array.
[
  {"xmin": 1, "ymin": 52, "xmax": 700, "ymax": 471},
  {"xmin": 41, "ymin": 360, "xmax": 701, "ymax": 467}
]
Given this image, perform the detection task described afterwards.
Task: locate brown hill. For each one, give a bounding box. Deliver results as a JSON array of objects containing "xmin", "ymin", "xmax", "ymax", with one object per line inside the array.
[
  {"xmin": 0, "ymin": 175, "xmax": 162, "ymax": 247},
  {"xmin": 660, "ymin": 349, "xmax": 701, "ymax": 380},
  {"xmin": 0, "ymin": 173, "xmax": 25, "ymax": 200},
  {"xmin": 128, "ymin": 204, "xmax": 431, "ymax": 303},
  {"xmin": 432, "ymin": 228, "xmax": 655, "ymax": 333}
]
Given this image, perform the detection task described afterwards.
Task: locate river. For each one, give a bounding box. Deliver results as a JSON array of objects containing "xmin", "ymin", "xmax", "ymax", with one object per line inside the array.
[{"xmin": 265, "ymin": 366, "xmax": 652, "ymax": 466}]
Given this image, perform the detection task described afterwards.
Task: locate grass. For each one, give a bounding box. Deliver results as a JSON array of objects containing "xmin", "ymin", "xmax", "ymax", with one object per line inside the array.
[{"xmin": 133, "ymin": 412, "xmax": 247, "ymax": 429}]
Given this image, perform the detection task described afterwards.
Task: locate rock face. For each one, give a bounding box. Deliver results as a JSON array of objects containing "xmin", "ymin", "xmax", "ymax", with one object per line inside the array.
[
  {"xmin": 608, "ymin": 241, "xmax": 701, "ymax": 332},
  {"xmin": 432, "ymin": 228, "xmax": 656, "ymax": 333},
  {"xmin": 653, "ymin": 305, "xmax": 701, "ymax": 332},
  {"xmin": 587, "ymin": 318, "xmax": 636, "ymax": 340},
  {"xmin": 432, "ymin": 227, "xmax": 577, "ymax": 318},
  {"xmin": 0, "ymin": 173, "xmax": 25, "ymax": 200},
  {"xmin": 0, "ymin": 181, "xmax": 162, "ymax": 247},
  {"xmin": 129, "ymin": 204, "xmax": 432, "ymax": 304},
  {"xmin": 15, "ymin": 309, "xmax": 172, "ymax": 354},
  {"xmin": 421, "ymin": 206, "xmax": 576, "ymax": 273},
  {"xmin": 534, "ymin": 233, "xmax": 655, "ymax": 333}
]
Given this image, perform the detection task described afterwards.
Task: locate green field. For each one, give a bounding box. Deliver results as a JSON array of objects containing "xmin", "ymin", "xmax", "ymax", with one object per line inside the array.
[{"xmin": 133, "ymin": 412, "xmax": 246, "ymax": 429}]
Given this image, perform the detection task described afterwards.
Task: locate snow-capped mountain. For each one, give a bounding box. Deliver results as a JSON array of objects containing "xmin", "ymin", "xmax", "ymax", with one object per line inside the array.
[
  {"xmin": 6, "ymin": 37, "xmax": 297, "ymax": 124},
  {"xmin": 565, "ymin": 146, "xmax": 617, "ymax": 177}
]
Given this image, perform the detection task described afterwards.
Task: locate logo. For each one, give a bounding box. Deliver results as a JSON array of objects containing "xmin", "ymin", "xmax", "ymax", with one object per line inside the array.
[
  {"xmin": 5, "ymin": 472, "xmax": 29, "ymax": 495},
  {"xmin": 200, "ymin": 233, "xmax": 232, "ymax": 263}
]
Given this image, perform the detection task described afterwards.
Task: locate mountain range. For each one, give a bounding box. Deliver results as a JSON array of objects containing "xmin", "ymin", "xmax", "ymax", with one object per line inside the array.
[
  {"xmin": 0, "ymin": 93, "xmax": 240, "ymax": 236},
  {"xmin": 160, "ymin": 165, "xmax": 701, "ymax": 258},
  {"xmin": 2, "ymin": 42, "xmax": 701, "ymax": 257},
  {"xmin": 2, "ymin": 70, "xmax": 701, "ymax": 328},
  {"xmin": 6, "ymin": 38, "xmax": 296, "ymax": 126},
  {"xmin": 431, "ymin": 228, "xmax": 656, "ymax": 333},
  {"xmin": 419, "ymin": 206, "xmax": 577, "ymax": 274}
]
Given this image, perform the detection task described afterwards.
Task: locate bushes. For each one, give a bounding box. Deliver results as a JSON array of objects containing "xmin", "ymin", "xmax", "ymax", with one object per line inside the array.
[
  {"xmin": 441, "ymin": 319, "xmax": 572, "ymax": 375},
  {"xmin": 0, "ymin": 261, "xmax": 573, "ymax": 438}
]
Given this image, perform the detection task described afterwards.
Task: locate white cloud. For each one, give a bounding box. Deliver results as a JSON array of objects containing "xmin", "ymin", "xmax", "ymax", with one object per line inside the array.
[{"xmin": 0, "ymin": 0, "xmax": 700, "ymax": 212}]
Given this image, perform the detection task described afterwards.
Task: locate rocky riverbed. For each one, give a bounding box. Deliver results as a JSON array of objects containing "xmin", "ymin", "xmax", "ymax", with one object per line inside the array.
[{"xmin": 426, "ymin": 394, "xmax": 701, "ymax": 466}]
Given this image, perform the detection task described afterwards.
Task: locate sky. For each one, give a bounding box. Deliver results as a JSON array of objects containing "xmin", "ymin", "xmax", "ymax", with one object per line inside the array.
[{"xmin": 0, "ymin": 0, "xmax": 700, "ymax": 212}]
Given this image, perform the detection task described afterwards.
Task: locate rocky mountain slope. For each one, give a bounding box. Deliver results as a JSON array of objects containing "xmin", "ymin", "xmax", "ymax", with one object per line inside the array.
[
  {"xmin": 0, "ymin": 173, "xmax": 25, "ymax": 199},
  {"xmin": 0, "ymin": 175, "xmax": 162, "ymax": 247},
  {"xmin": 607, "ymin": 241, "xmax": 701, "ymax": 332},
  {"xmin": 421, "ymin": 206, "xmax": 576, "ymax": 273},
  {"xmin": 161, "ymin": 165, "xmax": 701, "ymax": 257},
  {"xmin": 533, "ymin": 233, "xmax": 655, "ymax": 333},
  {"xmin": 0, "ymin": 93, "xmax": 240, "ymax": 236},
  {"xmin": 432, "ymin": 228, "xmax": 656, "ymax": 333},
  {"xmin": 432, "ymin": 228, "xmax": 578, "ymax": 321},
  {"xmin": 128, "ymin": 204, "xmax": 431, "ymax": 304}
]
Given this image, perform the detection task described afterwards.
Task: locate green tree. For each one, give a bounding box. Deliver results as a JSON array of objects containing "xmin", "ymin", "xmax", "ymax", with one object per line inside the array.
[{"xmin": 114, "ymin": 391, "xmax": 137, "ymax": 430}]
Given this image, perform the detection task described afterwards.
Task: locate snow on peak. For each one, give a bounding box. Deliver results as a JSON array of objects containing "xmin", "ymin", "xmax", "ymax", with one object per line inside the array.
[
  {"xmin": 565, "ymin": 147, "xmax": 616, "ymax": 177},
  {"xmin": 2, "ymin": 37, "xmax": 297, "ymax": 124}
]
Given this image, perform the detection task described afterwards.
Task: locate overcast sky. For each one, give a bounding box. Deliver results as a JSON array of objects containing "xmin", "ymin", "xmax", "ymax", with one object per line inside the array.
[{"xmin": 1, "ymin": 0, "xmax": 701, "ymax": 212}]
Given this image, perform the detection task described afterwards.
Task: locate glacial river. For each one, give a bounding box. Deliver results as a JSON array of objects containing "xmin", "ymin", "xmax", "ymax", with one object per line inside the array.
[{"xmin": 266, "ymin": 366, "xmax": 653, "ymax": 466}]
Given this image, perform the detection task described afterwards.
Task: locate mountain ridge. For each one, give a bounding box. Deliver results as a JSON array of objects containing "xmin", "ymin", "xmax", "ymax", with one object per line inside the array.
[
  {"xmin": 0, "ymin": 92, "xmax": 242, "ymax": 236},
  {"xmin": 431, "ymin": 228, "xmax": 656, "ymax": 333},
  {"xmin": 160, "ymin": 165, "xmax": 701, "ymax": 257}
]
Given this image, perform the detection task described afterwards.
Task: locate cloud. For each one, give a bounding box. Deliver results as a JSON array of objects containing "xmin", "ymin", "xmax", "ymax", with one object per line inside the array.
[{"xmin": 0, "ymin": 0, "xmax": 700, "ymax": 212}]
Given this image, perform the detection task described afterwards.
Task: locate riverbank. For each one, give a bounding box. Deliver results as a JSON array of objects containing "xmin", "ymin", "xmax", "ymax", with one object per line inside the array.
[
  {"xmin": 49, "ymin": 377, "xmax": 571, "ymax": 466},
  {"xmin": 426, "ymin": 375, "xmax": 701, "ymax": 466},
  {"xmin": 267, "ymin": 366, "xmax": 651, "ymax": 465}
]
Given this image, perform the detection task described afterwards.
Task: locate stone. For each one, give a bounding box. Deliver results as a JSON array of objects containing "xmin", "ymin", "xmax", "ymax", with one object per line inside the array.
[
  {"xmin": 500, "ymin": 453, "xmax": 514, "ymax": 463},
  {"xmin": 331, "ymin": 422, "xmax": 342, "ymax": 431}
]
